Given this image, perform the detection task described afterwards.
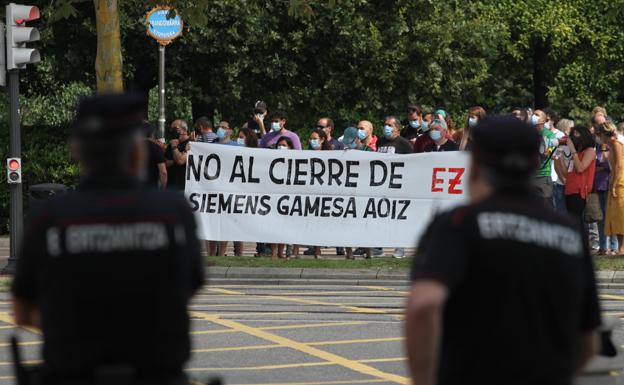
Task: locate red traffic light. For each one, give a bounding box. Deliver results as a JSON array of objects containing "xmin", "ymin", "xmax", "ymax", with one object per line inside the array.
[
  {"xmin": 15, "ymin": 6, "xmax": 39, "ymax": 24},
  {"xmin": 8, "ymin": 159, "xmax": 20, "ymax": 171}
]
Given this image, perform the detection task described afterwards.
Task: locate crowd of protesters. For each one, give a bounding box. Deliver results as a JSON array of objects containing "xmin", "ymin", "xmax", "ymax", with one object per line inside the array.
[{"xmin": 144, "ymin": 100, "xmax": 624, "ymax": 259}]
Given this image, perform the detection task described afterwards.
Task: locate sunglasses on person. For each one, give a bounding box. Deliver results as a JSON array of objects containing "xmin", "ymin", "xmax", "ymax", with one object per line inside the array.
[{"xmin": 317, "ymin": 125, "xmax": 329, "ymax": 129}]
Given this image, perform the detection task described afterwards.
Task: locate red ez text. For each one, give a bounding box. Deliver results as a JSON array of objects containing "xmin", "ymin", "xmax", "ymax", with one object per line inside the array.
[{"xmin": 431, "ymin": 168, "xmax": 465, "ymax": 195}]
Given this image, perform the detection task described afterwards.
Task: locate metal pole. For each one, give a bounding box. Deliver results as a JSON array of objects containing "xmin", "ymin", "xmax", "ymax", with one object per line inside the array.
[
  {"xmin": 3, "ymin": 70, "xmax": 22, "ymax": 275},
  {"xmin": 158, "ymin": 44, "xmax": 166, "ymax": 143}
]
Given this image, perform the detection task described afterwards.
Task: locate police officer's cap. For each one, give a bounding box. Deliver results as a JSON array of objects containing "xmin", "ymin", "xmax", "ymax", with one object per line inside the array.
[
  {"xmin": 472, "ymin": 115, "xmax": 541, "ymax": 176},
  {"xmin": 73, "ymin": 93, "xmax": 145, "ymax": 140}
]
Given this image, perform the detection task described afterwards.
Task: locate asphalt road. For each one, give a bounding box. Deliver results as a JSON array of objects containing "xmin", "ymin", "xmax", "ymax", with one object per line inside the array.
[{"xmin": 0, "ymin": 281, "xmax": 622, "ymax": 385}]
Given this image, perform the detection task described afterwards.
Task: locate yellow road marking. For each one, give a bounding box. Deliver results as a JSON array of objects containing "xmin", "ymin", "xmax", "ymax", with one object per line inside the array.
[
  {"xmin": 0, "ymin": 312, "xmax": 41, "ymax": 335},
  {"xmin": 600, "ymin": 294, "xmax": 624, "ymax": 301},
  {"xmin": 0, "ymin": 325, "xmax": 15, "ymax": 330},
  {"xmin": 202, "ymin": 290, "xmax": 407, "ymax": 297},
  {"xmin": 226, "ymin": 380, "xmax": 387, "ymax": 385},
  {"xmin": 0, "ymin": 359, "xmax": 41, "ymax": 367},
  {"xmin": 185, "ymin": 356, "xmax": 406, "ymax": 372},
  {"xmin": 191, "ymin": 311, "xmax": 409, "ymax": 384},
  {"xmin": 208, "ymin": 288, "xmax": 245, "ymax": 295},
  {"xmin": 191, "ymin": 321, "xmax": 368, "ymax": 335},
  {"xmin": 308, "ymin": 337, "xmax": 403, "ymax": 346},
  {"xmin": 187, "ymin": 304, "xmax": 245, "ymax": 309},
  {"xmin": 0, "ymin": 340, "xmax": 42, "ymax": 348},
  {"xmin": 191, "ymin": 337, "xmax": 404, "ymax": 354},
  {"xmin": 0, "ymin": 376, "xmax": 15, "ymax": 381},
  {"xmin": 604, "ymin": 312, "xmax": 624, "ymax": 317}
]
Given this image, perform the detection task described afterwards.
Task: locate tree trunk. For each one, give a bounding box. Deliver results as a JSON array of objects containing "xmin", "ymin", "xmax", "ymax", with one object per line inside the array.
[
  {"xmin": 532, "ymin": 38, "xmax": 550, "ymax": 109},
  {"xmin": 94, "ymin": 0, "xmax": 123, "ymax": 92}
]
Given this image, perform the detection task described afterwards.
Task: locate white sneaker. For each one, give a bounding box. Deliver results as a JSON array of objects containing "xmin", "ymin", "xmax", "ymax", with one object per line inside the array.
[{"xmin": 393, "ymin": 248, "xmax": 405, "ymax": 258}]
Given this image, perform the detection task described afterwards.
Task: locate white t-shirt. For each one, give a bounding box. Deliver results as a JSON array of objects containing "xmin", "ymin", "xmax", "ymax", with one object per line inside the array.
[
  {"xmin": 551, "ymin": 129, "xmax": 566, "ymax": 182},
  {"xmin": 553, "ymin": 144, "xmax": 572, "ymax": 186}
]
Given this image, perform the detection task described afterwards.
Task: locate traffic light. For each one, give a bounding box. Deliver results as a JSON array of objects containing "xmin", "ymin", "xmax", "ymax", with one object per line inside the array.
[
  {"xmin": 6, "ymin": 158, "xmax": 21, "ymax": 184},
  {"xmin": 5, "ymin": 3, "xmax": 40, "ymax": 70}
]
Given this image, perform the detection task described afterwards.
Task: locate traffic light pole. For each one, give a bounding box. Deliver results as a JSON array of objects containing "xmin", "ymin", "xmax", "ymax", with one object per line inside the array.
[{"xmin": 3, "ymin": 70, "xmax": 23, "ymax": 275}]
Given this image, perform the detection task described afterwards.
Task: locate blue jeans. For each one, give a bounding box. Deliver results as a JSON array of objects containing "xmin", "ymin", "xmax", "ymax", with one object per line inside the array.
[
  {"xmin": 553, "ymin": 183, "xmax": 567, "ymax": 213},
  {"xmin": 598, "ymin": 190, "xmax": 619, "ymax": 251}
]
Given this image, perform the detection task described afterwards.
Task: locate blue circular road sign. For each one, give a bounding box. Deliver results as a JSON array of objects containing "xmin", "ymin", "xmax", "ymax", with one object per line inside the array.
[{"xmin": 146, "ymin": 8, "xmax": 183, "ymax": 45}]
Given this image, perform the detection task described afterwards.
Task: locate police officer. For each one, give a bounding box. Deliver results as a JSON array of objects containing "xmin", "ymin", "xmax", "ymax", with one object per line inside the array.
[
  {"xmin": 405, "ymin": 116, "xmax": 601, "ymax": 385},
  {"xmin": 11, "ymin": 93, "xmax": 204, "ymax": 384}
]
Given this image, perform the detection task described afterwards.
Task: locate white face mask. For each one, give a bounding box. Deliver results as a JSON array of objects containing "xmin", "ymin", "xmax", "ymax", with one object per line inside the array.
[{"xmin": 277, "ymin": 145, "xmax": 289, "ymax": 150}]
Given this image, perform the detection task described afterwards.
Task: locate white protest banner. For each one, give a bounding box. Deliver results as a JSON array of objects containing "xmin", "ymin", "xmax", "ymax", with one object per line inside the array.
[{"xmin": 185, "ymin": 143, "xmax": 469, "ymax": 248}]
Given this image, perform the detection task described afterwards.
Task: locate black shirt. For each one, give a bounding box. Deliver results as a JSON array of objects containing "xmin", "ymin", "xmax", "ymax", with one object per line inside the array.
[
  {"xmin": 423, "ymin": 139, "xmax": 459, "ymax": 152},
  {"xmin": 400, "ymin": 124, "xmax": 419, "ymax": 142},
  {"xmin": 376, "ymin": 135, "xmax": 413, "ymax": 154},
  {"xmin": 411, "ymin": 192, "xmax": 601, "ymax": 385},
  {"xmin": 146, "ymin": 140, "xmax": 165, "ymax": 188},
  {"xmin": 11, "ymin": 176, "xmax": 204, "ymax": 378},
  {"xmin": 164, "ymin": 139, "xmax": 190, "ymax": 191},
  {"xmin": 329, "ymin": 137, "xmax": 344, "ymax": 150}
]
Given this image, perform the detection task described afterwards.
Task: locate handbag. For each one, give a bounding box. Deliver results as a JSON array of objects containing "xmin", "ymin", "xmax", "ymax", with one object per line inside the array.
[{"xmin": 584, "ymin": 192, "xmax": 603, "ymax": 223}]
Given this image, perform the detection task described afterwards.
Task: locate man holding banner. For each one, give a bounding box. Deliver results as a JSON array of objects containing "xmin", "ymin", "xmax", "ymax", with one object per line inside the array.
[{"xmin": 405, "ymin": 116, "xmax": 600, "ymax": 385}]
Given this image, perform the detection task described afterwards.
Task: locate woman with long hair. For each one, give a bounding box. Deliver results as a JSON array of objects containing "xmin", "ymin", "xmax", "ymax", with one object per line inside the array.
[
  {"xmin": 596, "ymin": 122, "xmax": 624, "ymax": 254},
  {"xmin": 458, "ymin": 106, "xmax": 486, "ymax": 150},
  {"xmin": 558, "ymin": 125, "xmax": 596, "ymax": 224}
]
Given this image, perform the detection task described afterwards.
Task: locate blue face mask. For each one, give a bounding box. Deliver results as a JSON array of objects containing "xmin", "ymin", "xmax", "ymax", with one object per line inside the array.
[
  {"xmin": 531, "ymin": 115, "xmax": 540, "ymax": 126},
  {"xmin": 421, "ymin": 121, "xmax": 430, "ymax": 132},
  {"xmin": 237, "ymin": 138, "xmax": 246, "ymax": 146},
  {"xmin": 468, "ymin": 117, "xmax": 478, "ymax": 128},
  {"xmin": 271, "ymin": 122, "xmax": 281, "ymax": 131},
  {"xmin": 310, "ymin": 139, "xmax": 321, "ymax": 150},
  {"xmin": 383, "ymin": 125, "xmax": 394, "ymax": 138},
  {"xmin": 358, "ymin": 129, "xmax": 367, "ymax": 140},
  {"xmin": 430, "ymin": 130, "xmax": 442, "ymax": 141},
  {"xmin": 409, "ymin": 120, "xmax": 421, "ymax": 129},
  {"xmin": 544, "ymin": 122, "xmax": 551, "ymax": 130},
  {"xmin": 217, "ymin": 127, "xmax": 226, "ymax": 140}
]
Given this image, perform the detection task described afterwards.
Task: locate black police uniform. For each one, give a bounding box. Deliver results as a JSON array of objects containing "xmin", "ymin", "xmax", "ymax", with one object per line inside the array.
[
  {"xmin": 410, "ymin": 117, "xmax": 601, "ymax": 385},
  {"xmin": 11, "ymin": 94, "xmax": 204, "ymax": 383}
]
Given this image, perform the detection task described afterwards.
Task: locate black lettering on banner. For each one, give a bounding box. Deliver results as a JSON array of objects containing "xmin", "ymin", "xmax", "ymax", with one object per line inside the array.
[
  {"xmin": 270, "ymin": 158, "xmax": 285, "ymax": 185},
  {"xmin": 389, "ymin": 162, "xmax": 404, "ymax": 189},
  {"xmin": 290, "ymin": 196, "xmax": 302, "ymax": 216},
  {"xmin": 345, "ymin": 161, "xmax": 359, "ymax": 188},
  {"xmin": 398, "ymin": 200, "xmax": 410, "ymax": 220},
  {"xmin": 294, "ymin": 159, "xmax": 308, "ymax": 186},
  {"xmin": 234, "ymin": 195, "xmax": 246, "ymax": 213},
  {"xmin": 187, "ymin": 154, "xmax": 203, "ymax": 181},
  {"xmin": 200, "ymin": 193, "xmax": 208, "ymax": 212},
  {"xmin": 248, "ymin": 157, "xmax": 260, "ymax": 183},
  {"xmin": 321, "ymin": 197, "xmax": 332, "ymax": 217},
  {"xmin": 344, "ymin": 197, "xmax": 356, "ymax": 218},
  {"xmin": 219, "ymin": 193, "xmax": 233, "ymax": 213},
  {"xmin": 277, "ymin": 195, "xmax": 289, "ymax": 215},
  {"xmin": 204, "ymin": 154, "xmax": 221, "ymax": 181},
  {"xmin": 286, "ymin": 159, "xmax": 293, "ymax": 185},
  {"xmin": 229, "ymin": 155, "xmax": 246, "ymax": 183},
  {"xmin": 245, "ymin": 195, "xmax": 259, "ymax": 213},
  {"xmin": 378, "ymin": 198, "xmax": 390, "ymax": 218},
  {"xmin": 370, "ymin": 161, "xmax": 387, "ymax": 187},
  {"xmin": 332, "ymin": 197, "xmax": 345, "ymax": 217},
  {"xmin": 258, "ymin": 195, "xmax": 271, "ymax": 215},
  {"xmin": 305, "ymin": 196, "xmax": 320, "ymax": 216},
  {"xmin": 189, "ymin": 193, "xmax": 200, "ymax": 211},
  {"xmin": 310, "ymin": 158, "xmax": 325, "ymax": 186},
  {"xmin": 363, "ymin": 198, "xmax": 377, "ymax": 218},
  {"xmin": 328, "ymin": 159, "xmax": 343, "ymax": 186},
  {"xmin": 206, "ymin": 193, "xmax": 218, "ymax": 213}
]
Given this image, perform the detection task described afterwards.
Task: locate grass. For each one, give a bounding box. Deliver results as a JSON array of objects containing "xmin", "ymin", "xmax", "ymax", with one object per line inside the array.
[
  {"xmin": 593, "ymin": 256, "xmax": 624, "ymax": 271},
  {"xmin": 205, "ymin": 256, "xmax": 411, "ymax": 269}
]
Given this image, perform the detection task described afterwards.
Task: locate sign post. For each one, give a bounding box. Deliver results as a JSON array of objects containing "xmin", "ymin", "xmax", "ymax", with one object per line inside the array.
[{"xmin": 146, "ymin": 7, "xmax": 183, "ymax": 143}]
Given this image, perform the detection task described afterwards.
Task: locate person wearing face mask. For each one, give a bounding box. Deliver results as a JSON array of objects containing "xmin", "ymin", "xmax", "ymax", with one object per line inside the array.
[
  {"xmin": 164, "ymin": 119, "xmax": 191, "ymax": 191},
  {"xmin": 237, "ymin": 127, "xmax": 258, "ymax": 148},
  {"xmin": 531, "ymin": 109, "xmax": 558, "ymax": 207},
  {"xmin": 413, "ymin": 113, "xmax": 438, "ymax": 153},
  {"xmin": 377, "ymin": 116, "xmax": 413, "ymax": 154},
  {"xmin": 401, "ymin": 104, "xmax": 423, "ymax": 145},
  {"xmin": 423, "ymin": 119, "xmax": 459, "ymax": 152},
  {"xmin": 557, "ymin": 125, "xmax": 596, "ymax": 225},
  {"xmin": 458, "ymin": 106, "xmax": 486, "ymax": 151},
  {"xmin": 215, "ymin": 121, "xmax": 239, "ymax": 146},
  {"xmin": 356, "ymin": 120, "xmax": 377, "ymax": 151},
  {"xmin": 309, "ymin": 128, "xmax": 333, "ymax": 151},
  {"xmin": 259, "ymin": 111, "xmax": 302, "ymax": 150},
  {"xmin": 243, "ymin": 100, "xmax": 269, "ymax": 138}
]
